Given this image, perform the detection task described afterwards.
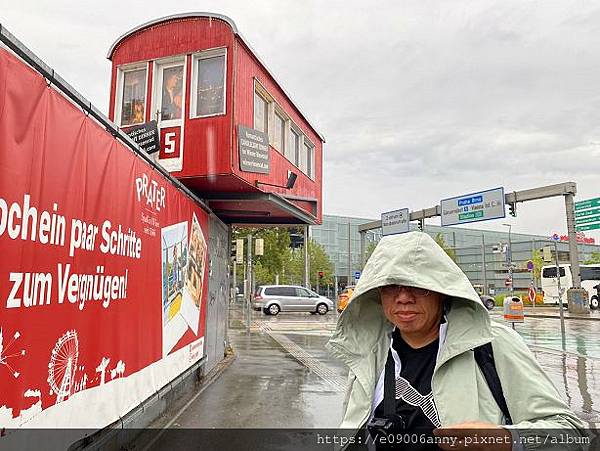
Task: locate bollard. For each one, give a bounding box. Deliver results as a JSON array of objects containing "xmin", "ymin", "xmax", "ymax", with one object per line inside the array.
[
  {"xmin": 503, "ymin": 296, "xmax": 524, "ymax": 329},
  {"xmin": 567, "ymin": 288, "xmax": 589, "ymax": 314}
]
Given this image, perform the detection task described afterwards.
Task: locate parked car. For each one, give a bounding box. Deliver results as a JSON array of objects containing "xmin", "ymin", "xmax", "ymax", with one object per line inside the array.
[
  {"xmin": 253, "ymin": 285, "xmax": 334, "ymax": 315},
  {"xmin": 480, "ymin": 295, "xmax": 496, "ymax": 311},
  {"xmin": 337, "ymin": 285, "xmax": 355, "ymax": 313}
]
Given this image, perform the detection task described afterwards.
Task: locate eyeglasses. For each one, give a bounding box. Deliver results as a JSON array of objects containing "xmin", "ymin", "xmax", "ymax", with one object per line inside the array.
[{"xmin": 380, "ymin": 285, "xmax": 431, "ymax": 298}]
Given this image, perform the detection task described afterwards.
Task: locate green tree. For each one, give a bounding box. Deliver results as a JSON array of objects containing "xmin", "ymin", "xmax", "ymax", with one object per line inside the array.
[
  {"xmin": 532, "ymin": 249, "xmax": 544, "ymax": 287},
  {"xmin": 584, "ymin": 251, "xmax": 600, "ymax": 265},
  {"xmin": 365, "ymin": 241, "xmax": 378, "ymax": 263},
  {"xmin": 434, "ymin": 233, "xmax": 457, "ymax": 262},
  {"xmin": 288, "ymin": 239, "xmax": 335, "ymax": 288},
  {"xmin": 232, "ymin": 227, "xmax": 292, "ymax": 285}
]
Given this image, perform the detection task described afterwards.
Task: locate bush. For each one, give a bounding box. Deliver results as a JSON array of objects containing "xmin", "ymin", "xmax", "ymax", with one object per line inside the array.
[{"xmin": 493, "ymin": 292, "xmax": 544, "ymax": 306}]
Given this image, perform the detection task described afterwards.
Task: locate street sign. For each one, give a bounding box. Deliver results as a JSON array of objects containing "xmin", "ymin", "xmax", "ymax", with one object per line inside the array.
[
  {"xmin": 381, "ymin": 208, "xmax": 410, "ymax": 236},
  {"xmin": 505, "ymin": 277, "xmax": 512, "ymax": 287},
  {"xmin": 255, "ymin": 238, "xmax": 264, "ymax": 256},
  {"xmin": 354, "ymin": 271, "xmax": 361, "ymax": 280},
  {"xmin": 576, "ymin": 223, "xmax": 600, "ymax": 232},
  {"xmin": 542, "ymin": 246, "xmax": 552, "ymax": 263},
  {"xmin": 236, "ymin": 239, "xmax": 244, "ymax": 263},
  {"xmin": 526, "ymin": 260, "xmax": 534, "ymax": 272},
  {"xmin": 575, "ymin": 207, "xmax": 600, "ymax": 218},
  {"xmin": 575, "ymin": 214, "xmax": 600, "ymax": 225},
  {"xmin": 440, "ymin": 187, "xmax": 505, "ymax": 226},
  {"xmin": 575, "ymin": 197, "xmax": 600, "ymax": 211},
  {"xmin": 528, "ymin": 286, "xmax": 536, "ymax": 304}
]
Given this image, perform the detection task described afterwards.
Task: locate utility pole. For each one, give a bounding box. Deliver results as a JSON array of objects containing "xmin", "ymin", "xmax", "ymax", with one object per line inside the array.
[
  {"xmin": 481, "ymin": 234, "xmax": 487, "ymax": 295},
  {"xmin": 360, "ymin": 230, "xmax": 366, "ymax": 269},
  {"xmin": 555, "ymin": 240, "xmax": 566, "ymax": 345},
  {"xmin": 232, "ymin": 251, "xmax": 237, "ymax": 303},
  {"xmin": 303, "ymin": 225, "xmax": 310, "ymax": 288},
  {"xmin": 246, "ymin": 234, "xmax": 253, "ymax": 332},
  {"xmin": 347, "ymin": 222, "xmax": 352, "ymax": 286},
  {"xmin": 503, "ymin": 224, "xmax": 513, "ymax": 296},
  {"xmin": 564, "ymin": 194, "xmax": 581, "ymax": 288}
]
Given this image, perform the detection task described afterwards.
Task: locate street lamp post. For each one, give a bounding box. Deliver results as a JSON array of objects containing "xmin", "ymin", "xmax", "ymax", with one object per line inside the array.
[{"xmin": 503, "ymin": 223, "xmax": 513, "ymax": 296}]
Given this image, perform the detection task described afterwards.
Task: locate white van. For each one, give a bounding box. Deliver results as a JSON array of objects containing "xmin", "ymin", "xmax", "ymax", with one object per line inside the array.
[{"xmin": 541, "ymin": 264, "xmax": 600, "ymax": 309}]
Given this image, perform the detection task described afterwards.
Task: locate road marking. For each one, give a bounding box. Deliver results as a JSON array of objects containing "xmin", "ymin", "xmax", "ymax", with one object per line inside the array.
[
  {"xmin": 529, "ymin": 345, "xmax": 600, "ymax": 361},
  {"xmin": 262, "ymin": 328, "xmax": 346, "ymax": 392}
]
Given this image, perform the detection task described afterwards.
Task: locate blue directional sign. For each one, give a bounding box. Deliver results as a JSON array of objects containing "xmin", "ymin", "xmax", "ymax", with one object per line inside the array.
[
  {"xmin": 441, "ymin": 187, "xmax": 505, "ymax": 226},
  {"xmin": 354, "ymin": 271, "xmax": 361, "ymax": 280}
]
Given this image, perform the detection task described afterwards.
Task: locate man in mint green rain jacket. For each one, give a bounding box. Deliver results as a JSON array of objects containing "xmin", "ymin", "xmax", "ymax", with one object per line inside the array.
[{"xmin": 327, "ymin": 231, "xmax": 584, "ymax": 449}]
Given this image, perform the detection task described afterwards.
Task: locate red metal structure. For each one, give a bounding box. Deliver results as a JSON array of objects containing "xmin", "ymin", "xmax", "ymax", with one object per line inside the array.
[{"xmin": 108, "ymin": 13, "xmax": 324, "ymax": 225}]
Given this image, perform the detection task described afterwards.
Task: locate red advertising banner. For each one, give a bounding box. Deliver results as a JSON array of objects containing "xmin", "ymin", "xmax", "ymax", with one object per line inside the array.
[{"xmin": 0, "ymin": 48, "xmax": 208, "ymax": 430}]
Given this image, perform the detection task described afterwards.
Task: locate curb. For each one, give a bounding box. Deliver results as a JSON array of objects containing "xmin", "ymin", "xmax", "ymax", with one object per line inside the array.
[{"xmin": 523, "ymin": 313, "xmax": 600, "ymax": 322}]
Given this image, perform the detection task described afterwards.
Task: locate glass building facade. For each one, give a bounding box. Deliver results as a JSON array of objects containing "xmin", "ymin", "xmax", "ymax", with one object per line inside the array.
[{"xmin": 311, "ymin": 214, "xmax": 600, "ymax": 295}]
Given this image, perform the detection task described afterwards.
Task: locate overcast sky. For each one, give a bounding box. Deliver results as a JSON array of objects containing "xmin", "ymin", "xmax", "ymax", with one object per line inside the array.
[{"xmin": 3, "ymin": 0, "xmax": 600, "ymax": 240}]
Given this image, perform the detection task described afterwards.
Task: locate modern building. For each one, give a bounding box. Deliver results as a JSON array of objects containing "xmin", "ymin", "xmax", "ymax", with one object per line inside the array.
[{"xmin": 311, "ymin": 214, "xmax": 600, "ymax": 295}]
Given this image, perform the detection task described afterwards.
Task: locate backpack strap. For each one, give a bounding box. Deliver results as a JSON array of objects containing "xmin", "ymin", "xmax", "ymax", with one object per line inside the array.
[
  {"xmin": 473, "ymin": 342, "xmax": 513, "ymax": 425},
  {"xmin": 383, "ymin": 349, "xmax": 396, "ymax": 417}
]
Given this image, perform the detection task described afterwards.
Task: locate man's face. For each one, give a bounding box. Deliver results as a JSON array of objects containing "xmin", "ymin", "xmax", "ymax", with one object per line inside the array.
[{"xmin": 380, "ymin": 285, "xmax": 444, "ymax": 336}]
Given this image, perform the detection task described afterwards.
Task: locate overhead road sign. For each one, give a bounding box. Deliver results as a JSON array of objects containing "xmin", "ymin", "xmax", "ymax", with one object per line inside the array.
[
  {"xmin": 575, "ymin": 197, "xmax": 600, "ymax": 211},
  {"xmin": 440, "ymin": 187, "xmax": 505, "ymax": 226},
  {"xmin": 381, "ymin": 208, "xmax": 410, "ymax": 236},
  {"xmin": 575, "ymin": 214, "xmax": 600, "ymax": 226},
  {"xmin": 576, "ymin": 223, "xmax": 600, "ymax": 232},
  {"xmin": 575, "ymin": 207, "xmax": 600, "ymax": 218}
]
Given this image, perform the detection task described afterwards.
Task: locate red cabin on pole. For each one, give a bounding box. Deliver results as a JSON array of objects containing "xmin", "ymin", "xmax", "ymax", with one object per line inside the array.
[{"xmin": 107, "ymin": 13, "xmax": 324, "ymax": 225}]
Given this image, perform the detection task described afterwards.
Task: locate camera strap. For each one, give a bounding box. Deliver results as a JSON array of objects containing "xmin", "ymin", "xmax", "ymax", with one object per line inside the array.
[
  {"xmin": 474, "ymin": 342, "xmax": 513, "ymax": 425},
  {"xmin": 383, "ymin": 349, "xmax": 396, "ymax": 417}
]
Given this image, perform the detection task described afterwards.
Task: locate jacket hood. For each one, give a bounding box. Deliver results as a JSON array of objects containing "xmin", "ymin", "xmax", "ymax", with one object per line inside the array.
[{"xmin": 328, "ymin": 231, "xmax": 491, "ymax": 364}]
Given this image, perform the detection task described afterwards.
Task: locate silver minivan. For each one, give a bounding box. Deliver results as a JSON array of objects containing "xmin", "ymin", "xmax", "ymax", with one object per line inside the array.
[{"xmin": 253, "ymin": 285, "xmax": 334, "ymax": 315}]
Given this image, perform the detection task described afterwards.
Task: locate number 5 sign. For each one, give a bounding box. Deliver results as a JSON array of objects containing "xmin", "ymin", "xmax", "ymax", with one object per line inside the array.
[{"xmin": 158, "ymin": 126, "xmax": 183, "ymax": 172}]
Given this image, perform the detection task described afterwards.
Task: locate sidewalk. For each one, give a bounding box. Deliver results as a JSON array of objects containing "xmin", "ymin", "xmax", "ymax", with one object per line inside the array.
[
  {"xmin": 130, "ymin": 307, "xmax": 600, "ymax": 451},
  {"xmin": 130, "ymin": 312, "xmax": 348, "ymax": 450},
  {"xmin": 497, "ymin": 306, "xmax": 600, "ymax": 321}
]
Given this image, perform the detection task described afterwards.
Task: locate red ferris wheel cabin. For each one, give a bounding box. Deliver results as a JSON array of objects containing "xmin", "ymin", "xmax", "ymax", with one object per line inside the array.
[{"xmin": 107, "ymin": 13, "xmax": 324, "ymax": 225}]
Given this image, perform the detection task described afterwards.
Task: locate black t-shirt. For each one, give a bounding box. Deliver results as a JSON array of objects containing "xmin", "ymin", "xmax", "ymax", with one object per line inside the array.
[{"xmin": 373, "ymin": 328, "xmax": 440, "ymax": 449}]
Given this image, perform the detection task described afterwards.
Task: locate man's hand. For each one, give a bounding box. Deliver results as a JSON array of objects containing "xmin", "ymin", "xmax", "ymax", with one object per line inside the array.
[{"xmin": 434, "ymin": 421, "xmax": 512, "ymax": 451}]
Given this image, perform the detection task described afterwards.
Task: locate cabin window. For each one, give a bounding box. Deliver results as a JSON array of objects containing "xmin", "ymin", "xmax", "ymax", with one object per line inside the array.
[
  {"xmin": 160, "ymin": 64, "xmax": 184, "ymax": 121},
  {"xmin": 287, "ymin": 129, "xmax": 300, "ymax": 165},
  {"xmin": 273, "ymin": 111, "xmax": 286, "ymax": 153},
  {"xmin": 306, "ymin": 142, "xmax": 315, "ymax": 179},
  {"xmin": 253, "ymin": 79, "xmax": 317, "ymax": 180},
  {"xmin": 191, "ymin": 49, "xmax": 226, "ymax": 118},
  {"xmin": 254, "ymin": 91, "xmax": 269, "ymax": 134},
  {"xmin": 299, "ymin": 141, "xmax": 309, "ymax": 174},
  {"xmin": 118, "ymin": 66, "xmax": 147, "ymax": 127}
]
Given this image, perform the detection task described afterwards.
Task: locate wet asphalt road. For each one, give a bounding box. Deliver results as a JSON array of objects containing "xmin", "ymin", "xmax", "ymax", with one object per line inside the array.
[{"xmin": 144, "ymin": 304, "xmax": 600, "ymax": 439}]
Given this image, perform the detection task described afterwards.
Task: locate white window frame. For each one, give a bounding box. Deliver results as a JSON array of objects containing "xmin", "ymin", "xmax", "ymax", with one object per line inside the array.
[
  {"xmin": 190, "ymin": 47, "xmax": 227, "ymax": 119},
  {"xmin": 288, "ymin": 125, "xmax": 301, "ymax": 167},
  {"xmin": 303, "ymin": 137, "xmax": 315, "ymax": 180},
  {"xmin": 115, "ymin": 62, "xmax": 149, "ymax": 127},
  {"xmin": 152, "ymin": 56, "xmax": 187, "ymax": 128},
  {"xmin": 252, "ymin": 79, "xmax": 317, "ymax": 181},
  {"xmin": 254, "ymin": 80, "xmax": 273, "ymax": 136},
  {"xmin": 273, "ymin": 108, "xmax": 287, "ymax": 154}
]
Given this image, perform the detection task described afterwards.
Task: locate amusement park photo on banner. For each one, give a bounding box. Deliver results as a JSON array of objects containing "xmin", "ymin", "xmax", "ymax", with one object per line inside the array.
[{"xmin": 160, "ymin": 215, "xmax": 207, "ymax": 357}]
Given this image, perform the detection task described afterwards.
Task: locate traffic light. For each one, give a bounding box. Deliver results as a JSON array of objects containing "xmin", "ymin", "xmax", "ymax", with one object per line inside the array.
[
  {"xmin": 417, "ymin": 219, "xmax": 424, "ymax": 231},
  {"xmin": 318, "ymin": 271, "xmax": 324, "ymax": 279},
  {"xmin": 508, "ymin": 202, "xmax": 517, "ymax": 217}
]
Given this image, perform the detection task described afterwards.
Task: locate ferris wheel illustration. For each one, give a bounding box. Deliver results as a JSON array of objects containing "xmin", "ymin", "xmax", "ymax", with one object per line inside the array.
[{"xmin": 47, "ymin": 330, "xmax": 79, "ymax": 403}]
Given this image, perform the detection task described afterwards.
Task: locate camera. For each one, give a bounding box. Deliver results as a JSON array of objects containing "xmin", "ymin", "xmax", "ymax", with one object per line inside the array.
[{"xmin": 366, "ymin": 414, "xmax": 405, "ymax": 437}]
